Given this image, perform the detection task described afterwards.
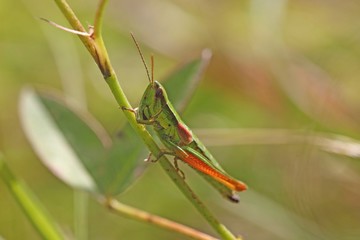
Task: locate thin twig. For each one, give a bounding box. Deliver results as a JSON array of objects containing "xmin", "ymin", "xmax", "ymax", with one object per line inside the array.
[
  {"xmin": 40, "ymin": 18, "xmax": 91, "ymax": 36},
  {"xmin": 103, "ymin": 198, "xmax": 218, "ymax": 240},
  {"xmin": 53, "ymin": 0, "xmax": 95, "ymax": 55}
]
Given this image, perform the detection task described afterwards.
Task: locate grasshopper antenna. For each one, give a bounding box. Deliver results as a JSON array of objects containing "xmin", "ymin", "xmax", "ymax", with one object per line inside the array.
[
  {"xmin": 151, "ymin": 55, "xmax": 154, "ymax": 84},
  {"xmin": 130, "ymin": 33, "xmax": 153, "ymax": 84}
]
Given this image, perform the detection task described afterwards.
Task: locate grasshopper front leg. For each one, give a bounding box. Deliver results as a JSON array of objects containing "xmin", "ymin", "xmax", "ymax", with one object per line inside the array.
[{"xmin": 121, "ymin": 106, "xmax": 162, "ymax": 125}]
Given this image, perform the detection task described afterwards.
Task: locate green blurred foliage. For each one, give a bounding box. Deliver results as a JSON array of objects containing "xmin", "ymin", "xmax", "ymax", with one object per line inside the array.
[{"xmin": 1, "ymin": 0, "xmax": 360, "ymax": 239}]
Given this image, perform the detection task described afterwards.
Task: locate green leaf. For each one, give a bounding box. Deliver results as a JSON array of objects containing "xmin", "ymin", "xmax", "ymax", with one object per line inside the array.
[
  {"xmin": 100, "ymin": 127, "xmax": 146, "ymax": 196},
  {"xmin": 19, "ymin": 88, "xmax": 146, "ymax": 196},
  {"xmin": 19, "ymin": 88, "xmax": 98, "ymax": 192},
  {"xmin": 163, "ymin": 49, "xmax": 212, "ymax": 113},
  {"xmin": 0, "ymin": 153, "xmax": 65, "ymax": 240}
]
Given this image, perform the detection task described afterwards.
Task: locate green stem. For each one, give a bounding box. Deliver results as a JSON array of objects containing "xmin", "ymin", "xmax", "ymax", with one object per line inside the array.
[
  {"xmin": 0, "ymin": 154, "xmax": 64, "ymax": 240},
  {"xmin": 73, "ymin": 190, "xmax": 88, "ymax": 240},
  {"xmin": 93, "ymin": 0, "xmax": 108, "ymax": 38},
  {"xmin": 52, "ymin": 1, "xmax": 238, "ymax": 239}
]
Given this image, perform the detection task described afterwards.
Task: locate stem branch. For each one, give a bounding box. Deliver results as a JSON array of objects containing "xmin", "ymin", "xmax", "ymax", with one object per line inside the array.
[{"xmin": 103, "ymin": 198, "xmax": 219, "ymax": 240}]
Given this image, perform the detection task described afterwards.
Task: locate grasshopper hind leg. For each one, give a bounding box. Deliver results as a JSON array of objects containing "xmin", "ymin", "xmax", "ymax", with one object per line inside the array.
[
  {"xmin": 143, "ymin": 147, "xmax": 187, "ymax": 179},
  {"xmin": 145, "ymin": 150, "xmax": 174, "ymax": 162}
]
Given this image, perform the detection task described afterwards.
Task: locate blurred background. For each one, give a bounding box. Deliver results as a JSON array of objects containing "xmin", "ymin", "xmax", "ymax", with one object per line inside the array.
[{"xmin": 1, "ymin": 0, "xmax": 360, "ymax": 239}]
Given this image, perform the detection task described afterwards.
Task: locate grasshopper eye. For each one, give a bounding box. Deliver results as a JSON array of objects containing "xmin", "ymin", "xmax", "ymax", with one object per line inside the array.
[
  {"xmin": 155, "ymin": 87, "xmax": 164, "ymax": 98},
  {"xmin": 141, "ymin": 106, "xmax": 150, "ymax": 120},
  {"xmin": 142, "ymin": 111, "xmax": 148, "ymax": 120}
]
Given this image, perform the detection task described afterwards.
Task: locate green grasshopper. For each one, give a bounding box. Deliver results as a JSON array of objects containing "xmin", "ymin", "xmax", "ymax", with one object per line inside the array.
[{"xmin": 127, "ymin": 34, "xmax": 247, "ymax": 202}]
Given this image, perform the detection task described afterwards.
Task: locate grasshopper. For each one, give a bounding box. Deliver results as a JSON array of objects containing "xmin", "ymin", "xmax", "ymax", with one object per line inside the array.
[{"xmin": 127, "ymin": 34, "xmax": 247, "ymax": 202}]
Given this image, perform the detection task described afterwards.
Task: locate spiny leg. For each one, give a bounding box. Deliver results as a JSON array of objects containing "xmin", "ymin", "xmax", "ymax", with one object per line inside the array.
[
  {"xmin": 121, "ymin": 106, "xmax": 157, "ymax": 125},
  {"xmin": 173, "ymin": 157, "xmax": 185, "ymax": 179},
  {"xmin": 145, "ymin": 150, "xmax": 186, "ymax": 179}
]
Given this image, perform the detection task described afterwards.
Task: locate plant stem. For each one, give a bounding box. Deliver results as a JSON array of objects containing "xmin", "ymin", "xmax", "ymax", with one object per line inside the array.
[
  {"xmin": 93, "ymin": 0, "xmax": 108, "ymax": 38},
  {"xmin": 74, "ymin": 191, "xmax": 88, "ymax": 240},
  {"xmin": 0, "ymin": 153, "xmax": 64, "ymax": 240},
  {"xmin": 52, "ymin": 0, "xmax": 239, "ymax": 239}
]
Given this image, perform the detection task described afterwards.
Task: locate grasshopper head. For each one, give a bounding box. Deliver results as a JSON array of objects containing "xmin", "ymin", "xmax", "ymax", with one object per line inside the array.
[
  {"xmin": 137, "ymin": 80, "xmax": 168, "ymax": 122},
  {"xmin": 130, "ymin": 33, "xmax": 169, "ymax": 122}
]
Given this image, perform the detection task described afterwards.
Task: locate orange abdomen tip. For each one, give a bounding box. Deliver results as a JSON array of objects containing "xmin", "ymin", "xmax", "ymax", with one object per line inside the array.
[{"xmin": 181, "ymin": 151, "xmax": 247, "ymax": 192}]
